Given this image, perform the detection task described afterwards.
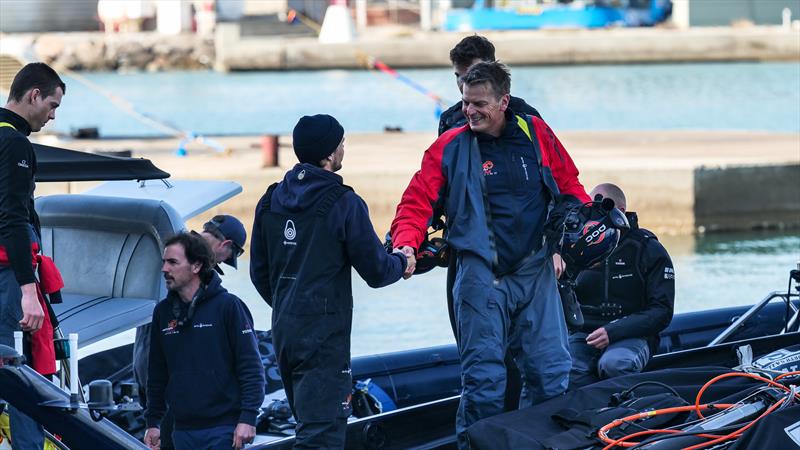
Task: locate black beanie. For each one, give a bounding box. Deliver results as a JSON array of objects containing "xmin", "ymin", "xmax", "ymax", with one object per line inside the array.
[{"xmin": 292, "ymin": 114, "xmax": 344, "ymax": 165}]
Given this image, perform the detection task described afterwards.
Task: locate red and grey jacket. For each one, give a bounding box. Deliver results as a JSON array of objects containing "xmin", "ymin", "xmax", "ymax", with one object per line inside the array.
[{"xmin": 391, "ymin": 112, "xmax": 590, "ymax": 273}]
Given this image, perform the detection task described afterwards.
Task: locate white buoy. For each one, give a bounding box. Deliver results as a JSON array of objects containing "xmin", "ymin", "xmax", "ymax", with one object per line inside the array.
[{"xmin": 319, "ymin": 1, "xmax": 357, "ymax": 44}]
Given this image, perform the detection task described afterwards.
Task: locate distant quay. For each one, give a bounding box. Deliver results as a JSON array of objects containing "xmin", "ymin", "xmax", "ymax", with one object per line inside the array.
[{"xmin": 2, "ymin": 25, "xmax": 799, "ymax": 73}]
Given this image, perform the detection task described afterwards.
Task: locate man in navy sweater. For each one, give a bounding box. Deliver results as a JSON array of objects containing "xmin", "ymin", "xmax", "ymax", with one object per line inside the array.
[
  {"xmin": 250, "ymin": 114, "xmax": 413, "ymax": 448},
  {"xmin": 144, "ymin": 233, "xmax": 265, "ymax": 450}
]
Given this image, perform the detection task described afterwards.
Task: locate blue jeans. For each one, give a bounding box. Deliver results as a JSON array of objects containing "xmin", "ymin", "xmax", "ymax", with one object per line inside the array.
[
  {"xmin": 1, "ymin": 266, "xmax": 45, "ymax": 450},
  {"xmin": 172, "ymin": 425, "xmax": 234, "ymax": 450},
  {"xmin": 452, "ymin": 249, "xmax": 571, "ymax": 450},
  {"xmin": 568, "ymin": 331, "xmax": 651, "ymax": 390}
]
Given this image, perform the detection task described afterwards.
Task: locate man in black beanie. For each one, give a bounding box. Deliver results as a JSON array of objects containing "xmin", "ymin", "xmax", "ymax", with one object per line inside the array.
[{"xmin": 250, "ymin": 114, "xmax": 414, "ymax": 448}]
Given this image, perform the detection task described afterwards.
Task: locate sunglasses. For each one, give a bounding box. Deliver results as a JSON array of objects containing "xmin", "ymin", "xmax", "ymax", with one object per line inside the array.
[{"xmin": 203, "ymin": 217, "xmax": 244, "ymax": 258}]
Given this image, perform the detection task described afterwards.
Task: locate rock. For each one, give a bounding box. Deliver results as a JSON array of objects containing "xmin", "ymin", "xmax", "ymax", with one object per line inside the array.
[
  {"xmin": 34, "ymin": 34, "xmax": 66, "ymax": 63},
  {"xmin": 73, "ymin": 39, "xmax": 107, "ymax": 70}
]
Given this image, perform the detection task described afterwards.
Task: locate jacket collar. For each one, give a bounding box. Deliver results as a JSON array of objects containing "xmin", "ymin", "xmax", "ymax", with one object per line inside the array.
[{"xmin": 0, "ymin": 107, "xmax": 32, "ymax": 136}]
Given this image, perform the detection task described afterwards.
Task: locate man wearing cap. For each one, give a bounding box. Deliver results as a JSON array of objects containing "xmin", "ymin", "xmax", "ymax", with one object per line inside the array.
[
  {"xmin": 200, "ymin": 214, "xmax": 246, "ymax": 275},
  {"xmin": 250, "ymin": 114, "xmax": 414, "ymax": 448},
  {"xmin": 135, "ymin": 216, "xmax": 253, "ymax": 450}
]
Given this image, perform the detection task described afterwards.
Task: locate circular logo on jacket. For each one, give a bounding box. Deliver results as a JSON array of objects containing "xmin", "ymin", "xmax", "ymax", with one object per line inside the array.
[{"xmin": 284, "ymin": 220, "xmax": 296, "ymax": 240}]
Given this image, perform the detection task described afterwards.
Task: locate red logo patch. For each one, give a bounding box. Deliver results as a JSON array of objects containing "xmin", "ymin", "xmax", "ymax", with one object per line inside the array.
[
  {"xmin": 168, "ymin": 320, "xmax": 178, "ymax": 330},
  {"xmin": 483, "ymin": 160, "xmax": 496, "ymax": 176}
]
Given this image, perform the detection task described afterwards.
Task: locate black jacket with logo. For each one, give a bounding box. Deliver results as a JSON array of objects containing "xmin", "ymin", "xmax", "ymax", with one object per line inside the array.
[
  {"xmin": 574, "ymin": 212, "xmax": 675, "ymax": 350},
  {"xmin": 250, "ymin": 163, "xmax": 406, "ymax": 308},
  {"xmin": 0, "ymin": 107, "xmax": 38, "ymax": 285},
  {"xmin": 145, "ymin": 271, "xmax": 265, "ymax": 430}
]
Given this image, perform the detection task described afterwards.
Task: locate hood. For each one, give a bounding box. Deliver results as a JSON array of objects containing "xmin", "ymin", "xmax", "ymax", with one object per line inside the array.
[
  {"xmin": 203, "ymin": 270, "xmax": 227, "ymax": 298},
  {"xmin": 273, "ymin": 163, "xmax": 344, "ymax": 213}
]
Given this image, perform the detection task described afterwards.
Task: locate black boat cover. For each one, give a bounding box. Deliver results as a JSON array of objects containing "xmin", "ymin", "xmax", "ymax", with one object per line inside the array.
[
  {"xmin": 33, "ymin": 143, "xmax": 169, "ymax": 182},
  {"xmin": 466, "ymin": 366, "xmax": 791, "ymax": 450}
]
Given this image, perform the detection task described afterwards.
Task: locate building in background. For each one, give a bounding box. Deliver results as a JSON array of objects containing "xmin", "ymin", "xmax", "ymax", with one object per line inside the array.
[
  {"xmin": 672, "ymin": 0, "xmax": 797, "ymax": 28},
  {"xmin": 0, "ymin": 0, "xmax": 101, "ymax": 33}
]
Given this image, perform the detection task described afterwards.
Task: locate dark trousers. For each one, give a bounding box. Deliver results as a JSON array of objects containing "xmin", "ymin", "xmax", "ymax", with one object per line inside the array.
[
  {"xmin": 1, "ymin": 228, "xmax": 46, "ymax": 450},
  {"xmin": 568, "ymin": 332, "xmax": 650, "ymax": 390},
  {"xmin": 447, "ymin": 254, "xmax": 522, "ymax": 412},
  {"xmin": 452, "ymin": 250, "xmax": 571, "ymax": 450},
  {"xmin": 172, "ymin": 424, "xmax": 233, "ymax": 450},
  {"xmin": 273, "ymin": 312, "xmax": 352, "ymax": 449}
]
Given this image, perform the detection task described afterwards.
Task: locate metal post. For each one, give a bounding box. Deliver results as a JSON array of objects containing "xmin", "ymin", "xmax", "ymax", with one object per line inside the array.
[
  {"xmin": 356, "ymin": 0, "xmax": 367, "ymax": 30},
  {"xmin": 13, "ymin": 331, "xmax": 23, "ymax": 354},
  {"xmin": 421, "ymin": 0, "xmax": 431, "ymax": 31},
  {"xmin": 69, "ymin": 333, "xmax": 80, "ymax": 406},
  {"xmin": 261, "ymin": 135, "xmax": 280, "ymax": 168}
]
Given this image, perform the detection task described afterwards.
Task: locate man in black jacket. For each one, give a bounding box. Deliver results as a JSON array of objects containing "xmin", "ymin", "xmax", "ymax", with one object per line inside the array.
[
  {"xmin": 144, "ymin": 233, "xmax": 265, "ymax": 450},
  {"xmin": 569, "ymin": 183, "xmax": 675, "ymax": 389},
  {"xmin": 1, "ymin": 62, "xmax": 65, "ymax": 450},
  {"xmin": 250, "ymin": 114, "xmax": 413, "ymax": 448}
]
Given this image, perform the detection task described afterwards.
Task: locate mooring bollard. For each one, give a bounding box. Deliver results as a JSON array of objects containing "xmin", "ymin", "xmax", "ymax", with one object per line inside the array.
[{"xmin": 261, "ymin": 134, "xmax": 279, "ymax": 168}]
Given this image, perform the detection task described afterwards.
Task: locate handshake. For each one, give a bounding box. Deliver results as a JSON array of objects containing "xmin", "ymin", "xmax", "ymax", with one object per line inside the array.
[{"xmin": 392, "ymin": 246, "xmax": 417, "ymax": 279}]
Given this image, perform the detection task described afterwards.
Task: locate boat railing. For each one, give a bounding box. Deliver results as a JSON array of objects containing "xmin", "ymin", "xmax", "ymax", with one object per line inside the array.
[{"xmin": 708, "ymin": 291, "xmax": 800, "ymax": 347}]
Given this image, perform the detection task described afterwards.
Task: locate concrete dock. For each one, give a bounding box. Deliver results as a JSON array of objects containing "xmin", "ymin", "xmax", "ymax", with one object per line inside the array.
[{"xmin": 214, "ymin": 25, "xmax": 800, "ymax": 71}]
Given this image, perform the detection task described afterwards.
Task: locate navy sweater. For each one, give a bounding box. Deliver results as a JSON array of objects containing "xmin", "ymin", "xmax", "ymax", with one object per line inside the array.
[
  {"xmin": 250, "ymin": 163, "xmax": 405, "ymax": 306},
  {"xmin": 145, "ymin": 272, "xmax": 265, "ymax": 430}
]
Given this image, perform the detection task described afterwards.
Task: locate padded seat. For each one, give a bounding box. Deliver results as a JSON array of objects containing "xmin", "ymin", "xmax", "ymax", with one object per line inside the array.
[{"xmin": 36, "ymin": 194, "xmax": 184, "ymax": 346}]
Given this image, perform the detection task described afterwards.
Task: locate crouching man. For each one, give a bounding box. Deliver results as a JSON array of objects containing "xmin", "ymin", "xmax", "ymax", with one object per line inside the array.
[
  {"xmin": 569, "ymin": 183, "xmax": 675, "ymax": 389},
  {"xmin": 144, "ymin": 232, "xmax": 265, "ymax": 450}
]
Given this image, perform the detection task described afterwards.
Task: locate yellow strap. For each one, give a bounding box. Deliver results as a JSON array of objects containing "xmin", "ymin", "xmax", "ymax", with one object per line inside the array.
[
  {"xmin": 515, "ymin": 115, "xmax": 532, "ymax": 142},
  {"xmin": 0, "ymin": 121, "xmax": 17, "ymax": 130}
]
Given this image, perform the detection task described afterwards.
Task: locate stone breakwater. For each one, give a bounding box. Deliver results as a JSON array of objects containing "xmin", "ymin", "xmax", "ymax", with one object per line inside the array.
[
  {"xmin": 32, "ymin": 32, "xmax": 214, "ymax": 72},
  {"xmin": 2, "ymin": 25, "xmax": 798, "ymax": 73}
]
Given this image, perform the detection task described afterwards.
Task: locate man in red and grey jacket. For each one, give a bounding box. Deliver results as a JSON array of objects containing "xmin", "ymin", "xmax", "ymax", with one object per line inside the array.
[
  {"xmin": 1, "ymin": 62, "xmax": 65, "ymax": 450},
  {"xmin": 391, "ymin": 61, "xmax": 589, "ymax": 448}
]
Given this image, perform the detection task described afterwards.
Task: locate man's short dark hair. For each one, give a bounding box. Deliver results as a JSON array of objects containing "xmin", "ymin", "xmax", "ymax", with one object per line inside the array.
[
  {"xmin": 449, "ymin": 35, "xmax": 496, "ymax": 68},
  {"xmin": 164, "ymin": 232, "xmax": 215, "ymax": 283},
  {"xmin": 8, "ymin": 62, "xmax": 66, "ymax": 102},
  {"xmin": 462, "ymin": 61, "xmax": 511, "ymax": 98}
]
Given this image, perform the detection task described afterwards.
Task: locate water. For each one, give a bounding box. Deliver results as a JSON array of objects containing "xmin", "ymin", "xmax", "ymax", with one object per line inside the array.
[
  {"xmin": 3, "ymin": 62, "xmax": 798, "ymax": 136},
  {"xmin": 222, "ymin": 231, "xmax": 799, "ymax": 357}
]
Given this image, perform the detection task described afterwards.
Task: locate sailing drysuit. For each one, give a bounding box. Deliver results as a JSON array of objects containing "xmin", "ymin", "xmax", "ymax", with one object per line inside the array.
[
  {"xmin": 569, "ymin": 212, "xmax": 675, "ymax": 388},
  {"xmin": 250, "ymin": 163, "xmax": 406, "ymax": 448},
  {"xmin": 439, "ymin": 96, "xmax": 542, "ymax": 413},
  {"xmin": 391, "ymin": 110, "xmax": 589, "ymax": 449},
  {"xmin": 0, "ymin": 107, "xmax": 49, "ymax": 450}
]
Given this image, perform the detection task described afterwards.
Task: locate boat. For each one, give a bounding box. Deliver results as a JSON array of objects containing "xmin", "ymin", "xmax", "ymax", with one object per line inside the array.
[
  {"xmin": 1, "ymin": 143, "xmax": 798, "ymax": 450},
  {"xmin": 443, "ymin": 0, "xmax": 673, "ymax": 32}
]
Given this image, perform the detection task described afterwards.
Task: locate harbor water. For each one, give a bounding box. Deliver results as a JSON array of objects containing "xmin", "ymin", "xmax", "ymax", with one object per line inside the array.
[{"xmin": 6, "ymin": 62, "xmax": 799, "ymax": 137}]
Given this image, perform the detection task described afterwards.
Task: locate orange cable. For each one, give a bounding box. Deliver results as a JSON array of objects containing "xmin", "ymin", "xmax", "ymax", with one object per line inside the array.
[
  {"xmin": 694, "ymin": 372, "xmax": 792, "ymax": 419},
  {"xmin": 597, "ymin": 404, "xmax": 735, "ymax": 448}
]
